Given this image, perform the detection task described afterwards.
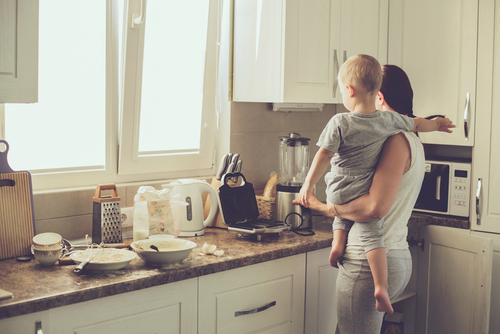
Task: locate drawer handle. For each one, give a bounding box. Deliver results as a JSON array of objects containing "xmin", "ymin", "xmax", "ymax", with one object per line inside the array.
[
  {"xmin": 234, "ymin": 301, "xmax": 276, "ymax": 317},
  {"xmin": 36, "ymin": 321, "xmax": 43, "ymax": 334}
]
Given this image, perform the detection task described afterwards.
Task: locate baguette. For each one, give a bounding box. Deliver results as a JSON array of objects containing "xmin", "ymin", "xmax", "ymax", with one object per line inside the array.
[{"xmin": 262, "ymin": 174, "xmax": 279, "ymax": 198}]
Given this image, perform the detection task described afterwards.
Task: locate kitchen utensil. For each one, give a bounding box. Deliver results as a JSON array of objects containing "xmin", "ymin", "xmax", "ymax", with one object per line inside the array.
[
  {"xmin": 92, "ymin": 184, "xmax": 122, "ymax": 244},
  {"xmin": 275, "ymin": 133, "xmax": 312, "ymax": 230},
  {"xmin": 131, "ymin": 238, "xmax": 197, "ymax": 266},
  {"xmin": 163, "ymin": 179, "xmax": 218, "ymax": 236},
  {"xmin": 0, "ymin": 140, "xmax": 36, "ymax": 260},
  {"xmin": 232, "ymin": 159, "xmax": 242, "ymax": 183},
  {"xmin": 217, "ymin": 172, "xmax": 290, "ymax": 239},
  {"xmin": 60, "ymin": 238, "xmax": 131, "ymax": 257},
  {"xmin": 74, "ymin": 247, "xmax": 95, "ymax": 273},
  {"xmin": 70, "ymin": 248, "xmax": 136, "ymax": 271},
  {"xmin": 205, "ymin": 154, "xmax": 232, "ymax": 228}
]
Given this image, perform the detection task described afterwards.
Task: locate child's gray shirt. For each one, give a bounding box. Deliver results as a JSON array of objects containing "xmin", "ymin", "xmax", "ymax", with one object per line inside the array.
[{"xmin": 317, "ymin": 110, "xmax": 414, "ymax": 173}]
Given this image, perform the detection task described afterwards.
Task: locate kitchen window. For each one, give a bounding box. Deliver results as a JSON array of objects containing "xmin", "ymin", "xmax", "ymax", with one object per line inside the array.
[{"xmin": 1, "ymin": 0, "xmax": 228, "ymax": 191}]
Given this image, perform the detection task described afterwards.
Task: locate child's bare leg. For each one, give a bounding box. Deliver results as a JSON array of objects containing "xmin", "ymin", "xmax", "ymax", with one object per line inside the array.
[
  {"xmin": 329, "ymin": 229, "xmax": 347, "ymax": 268},
  {"xmin": 366, "ymin": 247, "xmax": 394, "ymax": 314}
]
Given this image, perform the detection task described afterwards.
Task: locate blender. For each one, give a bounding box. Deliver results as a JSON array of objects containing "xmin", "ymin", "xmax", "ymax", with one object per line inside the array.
[{"xmin": 274, "ymin": 133, "xmax": 312, "ymax": 229}]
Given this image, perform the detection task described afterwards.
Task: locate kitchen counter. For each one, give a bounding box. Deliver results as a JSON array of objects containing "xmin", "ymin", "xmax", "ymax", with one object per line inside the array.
[{"xmin": 0, "ymin": 213, "xmax": 468, "ymax": 320}]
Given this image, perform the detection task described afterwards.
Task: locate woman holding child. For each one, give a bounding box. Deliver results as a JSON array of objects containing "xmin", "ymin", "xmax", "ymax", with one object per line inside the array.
[{"xmin": 297, "ymin": 62, "xmax": 451, "ymax": 333}]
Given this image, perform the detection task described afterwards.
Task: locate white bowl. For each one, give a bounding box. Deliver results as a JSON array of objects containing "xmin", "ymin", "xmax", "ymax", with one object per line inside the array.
[
  {"xmin": 131, "ymin": 239, "xmax": 196, "ymax": 266},
  {"xmin": 148, "ymin": 234, "xmax": 175, "ymax": 240},
  {"xmin": 32, "ymin": 246, "xmax": 62, "ymax": 266},
  {"xmin": 33, "ymin": 232, "xmax": 62, "ymax": 251},
  {"xmin": 69, "ymin": 248, "xmax": 137, "ymax": 271}
]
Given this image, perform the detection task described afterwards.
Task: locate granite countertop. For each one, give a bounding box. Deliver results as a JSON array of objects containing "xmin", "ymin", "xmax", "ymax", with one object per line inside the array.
[{"xmin": 0, "ymin": 213, "xmax": 468, "ymax": 320}]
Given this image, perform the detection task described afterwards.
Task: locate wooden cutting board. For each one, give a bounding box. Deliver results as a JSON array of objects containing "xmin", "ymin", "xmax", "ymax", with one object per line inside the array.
[{"xmin": 0, "ymin": 140, "xmax": 35, "ymax": 260}]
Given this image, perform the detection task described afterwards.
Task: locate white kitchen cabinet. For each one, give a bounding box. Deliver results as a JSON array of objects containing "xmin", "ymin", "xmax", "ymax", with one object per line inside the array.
[
  {"xmin": 304, "ymin": 247, "xmax": 338, "ymax": 333},
  {"xmin": 232, "ymin": 0, "xmax": 389, "ymax": 103},
  {"xmin": 0, "ymin": 0, "xmax": 38, "ymax": 103},
  {"xmin": 198, "ymin": 254, "xmax": 306, "ymax": 334},
  {"xmin": 50, "ymin": 278, "xmax": 198, "ymax": 334},
  {"xmin": 471, "ymin": 231, "xmax": 500, "ymax": 334},
  {"xmin": 388, "ymin": 0, "xmax": 477, "ymax": 146},
  {"xmin": 416, "ymin": 225, "xmax": 492, "ymax": 334},
  {"xmin": 471, "ymin": 0, "xmax": 500, "ymax": 234},
  {"xmin": 0, "ymin": 310, "xmax": 50, "ymax": 334}
]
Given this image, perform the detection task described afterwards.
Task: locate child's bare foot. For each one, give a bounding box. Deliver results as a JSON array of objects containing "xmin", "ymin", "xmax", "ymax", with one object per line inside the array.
[
  {"xmin": 374, "ymin": 286, "xmax": 394, "ymax": 314},
  {"xmin": 329, "ymin": 243, "xmax": 344, "ymax": 268}
]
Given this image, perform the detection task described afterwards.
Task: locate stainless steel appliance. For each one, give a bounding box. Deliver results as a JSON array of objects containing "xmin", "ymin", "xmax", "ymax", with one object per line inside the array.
[
  {"xmin": 274, "ymin": 133, "xmax": 312, "ymax": 229},
  {"xmin": 414, "ymin": 159, "xmax": 471, "ymax": 217}
]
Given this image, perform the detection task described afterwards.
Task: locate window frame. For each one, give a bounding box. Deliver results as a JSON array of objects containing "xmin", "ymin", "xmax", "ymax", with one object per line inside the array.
[{"xmin": 0, "ymin": 0, "xmax": 230, "ymax": 192}]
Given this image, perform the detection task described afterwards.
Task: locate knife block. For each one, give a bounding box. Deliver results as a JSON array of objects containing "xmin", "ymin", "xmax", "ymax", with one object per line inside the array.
[{"xmin": 205, "ymin": 178, "xmax": 226, "ymax": 229}]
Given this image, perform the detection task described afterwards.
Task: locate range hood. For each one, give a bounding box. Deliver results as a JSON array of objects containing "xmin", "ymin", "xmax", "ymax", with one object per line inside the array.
[{"xmin": 272, "ymin": 103, "xmax": 324, "ymax": 113}]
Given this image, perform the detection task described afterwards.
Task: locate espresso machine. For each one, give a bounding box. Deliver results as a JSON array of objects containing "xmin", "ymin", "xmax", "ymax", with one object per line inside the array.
[{"xmin": 274, "ymin": 133, "xmax": 312, "ymax": 229}]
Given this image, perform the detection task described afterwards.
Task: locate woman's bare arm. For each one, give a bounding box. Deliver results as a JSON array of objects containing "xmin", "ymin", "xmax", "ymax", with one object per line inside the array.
[{"xmin": 303, "ymin": 133, "xmax": 411, "ymax": 222}]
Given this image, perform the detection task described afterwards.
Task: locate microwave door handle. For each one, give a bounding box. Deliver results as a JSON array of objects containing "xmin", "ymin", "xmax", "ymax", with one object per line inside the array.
[
  {"xmin": 435, "ymin": 175, "xmax": 441, "ymax": 201},
  {"xmin": 476, "ymin": 178, "xmax": 482, "ymax": 225}
]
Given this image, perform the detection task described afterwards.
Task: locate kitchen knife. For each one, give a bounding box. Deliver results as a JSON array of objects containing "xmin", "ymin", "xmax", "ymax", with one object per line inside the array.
[
  {"xmin": 216, "ymin": 154, "xmax": 229, "ymax": 180},
  {"xmin": 230, "ymin": 153, "xmax": 240, "ymax": 167},
  {"xmin": 232, "ymin": 160, "xmax": 243, "ymax": 183}
]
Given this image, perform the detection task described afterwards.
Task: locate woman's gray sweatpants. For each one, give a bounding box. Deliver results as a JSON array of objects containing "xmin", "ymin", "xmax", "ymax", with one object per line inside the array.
[{"xmin": 335, "ymin": 249, "xmax": 412, "ymax": 334}]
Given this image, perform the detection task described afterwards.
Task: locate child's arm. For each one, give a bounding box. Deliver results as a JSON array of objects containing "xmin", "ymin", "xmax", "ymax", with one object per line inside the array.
[
  {"xmin": 412, "ymin": 116, "xmax": 456, "ymax": 133},
  {"xmin": 298, "ymin": 148, "xmax": 334, "ymax": 208}
]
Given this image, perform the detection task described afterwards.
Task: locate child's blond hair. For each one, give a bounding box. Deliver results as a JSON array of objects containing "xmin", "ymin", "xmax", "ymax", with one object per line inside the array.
[{"xmin": 338, "ymin": 54, "xmax": 382, "ymax": 94}]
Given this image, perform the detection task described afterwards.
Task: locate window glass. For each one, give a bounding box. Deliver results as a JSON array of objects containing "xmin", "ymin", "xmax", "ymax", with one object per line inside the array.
[{"xmin": 5, "ymin": 0, "xmax": 106, "ymax": 171}]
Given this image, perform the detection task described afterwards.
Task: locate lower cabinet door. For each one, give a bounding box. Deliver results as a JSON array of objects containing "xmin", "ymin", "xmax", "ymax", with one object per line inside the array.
[
  {"xmin": 198, "ymin": 254, "xmax": 306, "ymax": 334},
  {"xmin": 50, "ymin": 278, "xmax": 197, "ymax": 334},
  {"xmin": 0, "ymin": 310, "xmax": 50, "ymax": 334},
  {"xmin": 304, "ymin": 248, "xmax": 338, "ymax": 334}
]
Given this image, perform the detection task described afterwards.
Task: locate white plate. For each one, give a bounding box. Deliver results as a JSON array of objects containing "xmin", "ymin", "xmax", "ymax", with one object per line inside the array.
[{"xmin": 69, "ymin": 248, "xmax": 136, "ymax": 271}]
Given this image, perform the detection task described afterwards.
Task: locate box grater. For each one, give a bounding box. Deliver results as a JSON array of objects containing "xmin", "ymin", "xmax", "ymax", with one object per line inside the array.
[{"xmin": 92, "ymin": 184, "xmax": 122, "ymax": 244}]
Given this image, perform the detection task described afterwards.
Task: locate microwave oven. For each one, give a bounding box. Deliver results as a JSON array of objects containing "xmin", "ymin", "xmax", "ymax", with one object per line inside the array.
[{"xmin": 413, "ymin": 160, "xmax": 471, "ymax": 217}]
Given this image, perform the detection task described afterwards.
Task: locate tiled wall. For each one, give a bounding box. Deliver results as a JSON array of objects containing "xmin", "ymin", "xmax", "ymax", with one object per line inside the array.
[
  {"xmin": 33, "ymin": 102, "xmax": 342, "ymax": 240},
  {"xmin": 229, "ymin": 102, "xmax": 340, "ymax": 198}
]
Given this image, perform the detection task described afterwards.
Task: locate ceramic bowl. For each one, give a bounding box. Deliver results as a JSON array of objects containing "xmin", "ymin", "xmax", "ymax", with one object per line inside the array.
[
  {"xmin": 33, "ymin": 232, "xmax": 62, "ymax": 251},
  {"xmin": 32, "ymin": 246, "xmax": 62, "ymax": 266},
  {"xmin": 131, "ymin": 238, "xmax": 196, "ymax": 266}
]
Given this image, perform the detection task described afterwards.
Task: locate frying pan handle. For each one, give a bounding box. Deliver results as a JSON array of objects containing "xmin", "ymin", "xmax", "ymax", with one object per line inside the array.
[
  {"xmin": 221, "ymin": 172, "xmax": 246, "ymax": 186},
  {"xmin": 0, "ymin": 140, "xmax": 14, "ymax": 173}
]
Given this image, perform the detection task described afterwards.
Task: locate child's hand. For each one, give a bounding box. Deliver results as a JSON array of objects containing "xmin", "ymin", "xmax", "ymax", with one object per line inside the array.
[
  {"xmin": 297, "ymin": 185, "xmax": 313, "ymax": 208},
  {"xmin": 436, "ymin": 116, "xmax": 456, "ymax": 133}
]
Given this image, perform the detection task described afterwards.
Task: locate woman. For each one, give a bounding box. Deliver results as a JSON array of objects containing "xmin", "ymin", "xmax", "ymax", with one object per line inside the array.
[{"xmin": 303, "ymin": 65, "xmax": 426, "ymax": 333}]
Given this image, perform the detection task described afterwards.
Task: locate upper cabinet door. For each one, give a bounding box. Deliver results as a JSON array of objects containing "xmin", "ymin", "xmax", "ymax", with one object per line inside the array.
[
  {"xmin": 233, "ymin": 0, "xmax": 389, "ymax": 104},
  {"xmin": 471, "ymin": 0, "xmax": 500, "ymax": 233},
  {"xmin": 388, "ymin": 0, "xmax": 478, "ymax": 146},
  {"xmin": 0, "ymin": 0, "xmax": 38, "ymax": 103}
]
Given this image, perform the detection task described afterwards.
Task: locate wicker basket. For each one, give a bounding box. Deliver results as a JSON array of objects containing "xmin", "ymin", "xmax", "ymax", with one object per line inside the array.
[{"xmin": 256, "ymin": 194, "xmax": 275, "ymax": 220}]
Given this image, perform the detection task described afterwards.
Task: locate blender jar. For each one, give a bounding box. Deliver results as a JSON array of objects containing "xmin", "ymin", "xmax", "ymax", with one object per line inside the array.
[{"xmin": 278, "ymin": 133, "xmax": 310, "ymax": 186}]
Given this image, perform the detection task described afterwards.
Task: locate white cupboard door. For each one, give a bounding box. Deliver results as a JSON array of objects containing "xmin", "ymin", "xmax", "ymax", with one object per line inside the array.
[
  {"xmin": 0, "ymin": 310, "xmax": 50, "ymax": 334},
  {"xmin": 416, "ymin": 226, "xmax": 492, "ymax": 334},
  {"xmin": 50, "ymin": 278, "xmax": 198, "ymax": 334},
  {"xmin": 304, "ymin": 248, "xmax": 338, "ymax": 334},
  {"xmin": 471, "ymin": 231, "xmax": 500, "ymax": 334},
  {"xmin": 0, "ymin": 0, "xmax": 38, "ymax": 103},
  {"xmin": 471, "ymin": 0, "xmax": 500, "ymax": 233},
  {"xmin": 388, "ymin": 0, "xmax": 478, "ymax": 146},
  {"xmin": 198, "ymin": 254, "xmax": 306, "ymax": 334},
  {"xmin": 282, "ymin": 0, "xmax": 342, "ymax": 104}
]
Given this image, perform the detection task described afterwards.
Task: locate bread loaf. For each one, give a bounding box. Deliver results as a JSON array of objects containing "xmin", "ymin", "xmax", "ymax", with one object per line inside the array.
[{"xmin": 262, "ymin": 174, "xmax": 279, "ymax": 198}]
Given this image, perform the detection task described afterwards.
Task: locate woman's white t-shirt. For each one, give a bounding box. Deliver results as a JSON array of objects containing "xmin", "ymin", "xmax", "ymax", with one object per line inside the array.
[{"xmin": 343, "ymin": 131, "xmax": 425, "ymax": 260}]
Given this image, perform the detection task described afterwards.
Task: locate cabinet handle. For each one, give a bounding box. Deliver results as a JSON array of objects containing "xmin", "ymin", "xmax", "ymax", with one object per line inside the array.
[
  {"xmin": 333, "ymin": 50, "xmax": 339, "ymax": 98},
  {"xmin": 36, "ymin": 321, "xmax": 43, "ymax": 334},
  {"xmin": 343, "ymin": 50, "xmax": 347, "ymax": 63},
  {"xmin": 131, "ymin": 0, "xmax": 146, "ymax": 28},
  {"xmin": 463, "ymin": 92, "xmax": 470, "ymax": 140},
  {"xmin": 234, "ymin": 300, "xmax": 276, "ymax": 317},
  {"xmin": 476, "ymin": 178, "xmax": 482, "ymax": 225}
]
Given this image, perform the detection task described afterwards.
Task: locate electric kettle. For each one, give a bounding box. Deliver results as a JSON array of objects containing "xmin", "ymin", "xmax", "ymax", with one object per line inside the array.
[{"xmin": 163, "ymin": 179, "xmax": 218, "ymax": 236}]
